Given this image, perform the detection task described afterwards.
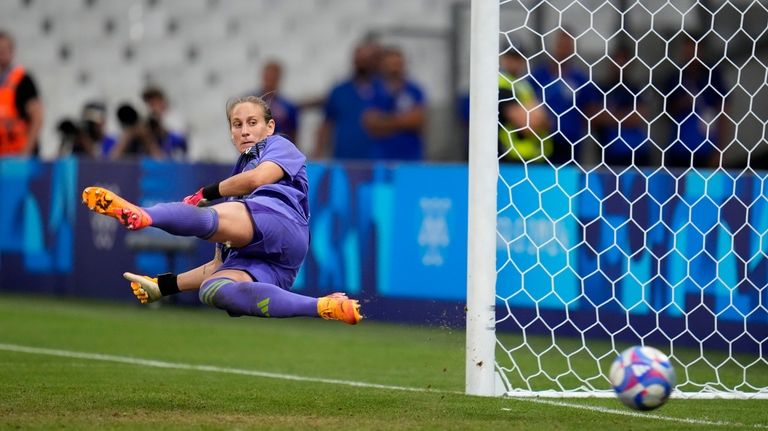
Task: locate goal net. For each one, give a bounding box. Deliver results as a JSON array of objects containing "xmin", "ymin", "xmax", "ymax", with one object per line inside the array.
[{"xmin": 468, "ymin": 0, "xmax": 768, "ymax": 399}]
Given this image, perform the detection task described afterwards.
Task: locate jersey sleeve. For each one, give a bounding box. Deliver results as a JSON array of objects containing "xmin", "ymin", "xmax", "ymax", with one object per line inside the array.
[
  {"xmin": 529, "ymin": 67, "xmax": 548, "ymax": 99},
  {"xmin": 261, "ymin": 135, "xmax": 306, "ymax": 180},
  {"xmin": 286, "ymin": 101, "xmax": 299, "ymax": 133},
  {"xmin": 369, "ymin": 79, "xmax": 389, "ymax": 110},
  {"xmin": 323, "ymin": 85, "xmax": 341, "ymax": 121},
  {"xmin": 410, "ymin": 82, "xmax": 426, "ymax": 106}
]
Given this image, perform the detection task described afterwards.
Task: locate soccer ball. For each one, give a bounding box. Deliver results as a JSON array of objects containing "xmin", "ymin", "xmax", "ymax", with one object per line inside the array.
[{"xmin": 609, "ymin": 345, "xmax": 676, "ymax": 411}]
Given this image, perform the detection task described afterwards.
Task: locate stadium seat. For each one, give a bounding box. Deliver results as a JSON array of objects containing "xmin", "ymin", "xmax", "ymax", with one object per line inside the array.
[
  {"xmin": 132, "ymin": 38, "xmax": 187, "ymax": 69},
  {"xmin": 15, "ymin": 36, "xmax": 61, "ymax": 70},
  {"xmin": 89, "ymin": 0, "xmax": 133, "ymax": 16},
  {"xmin": 67, "ymin": 39, "xmax": 130, "ymax": 71},
  {"xmin": 159, "ymin": 0, "xmax": 211, "ymax": 14},
  {"xmin": 3, "ymin": 0, "xmax": 455, "ymax": 161},
  {"xmin": 173, "ymin": 11, "xmax": 230, "ymax": 42},
  {"xmin": 0, "ymin": 6, "xmax": 46, "ymax": 41},
  {"xmin": 51, "ymin": 10, "xmax": 112, "ymax": 43},
  {"xmin": 90, "ymin": 63, "xmax": 144, "ymax": 105}
]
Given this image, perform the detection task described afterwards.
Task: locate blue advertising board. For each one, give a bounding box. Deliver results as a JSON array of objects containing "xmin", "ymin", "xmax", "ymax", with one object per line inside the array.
[{"xmin": 1, "ymin": 158, "xmax": 766, "ymax": 351}]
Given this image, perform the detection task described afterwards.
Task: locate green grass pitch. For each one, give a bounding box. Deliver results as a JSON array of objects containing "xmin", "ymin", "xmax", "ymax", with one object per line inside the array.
[{"xmin": 0, "ymin": 294, "xmax": 766, "ymax": 430}]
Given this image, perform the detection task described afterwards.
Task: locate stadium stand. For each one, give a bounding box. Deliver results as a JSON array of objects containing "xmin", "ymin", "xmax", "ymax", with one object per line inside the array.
[{"xmin": 1, "ymin": 0, "xmax": 456, "ymax": 161}]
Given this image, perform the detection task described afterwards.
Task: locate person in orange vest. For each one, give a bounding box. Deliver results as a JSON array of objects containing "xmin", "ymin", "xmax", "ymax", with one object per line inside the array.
[{"xmin": 0, "ymin": 30, "xmax": 43, "ymax": 158}]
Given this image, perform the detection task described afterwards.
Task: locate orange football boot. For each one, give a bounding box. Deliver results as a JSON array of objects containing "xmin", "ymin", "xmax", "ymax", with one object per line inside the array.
[
  {"xmin": 317, "ymin": 293, "xmax": 362, "ymax": 325},
  {"xmin": 82, "ymin": 186, "xmax": 152, "ymax": 230}
]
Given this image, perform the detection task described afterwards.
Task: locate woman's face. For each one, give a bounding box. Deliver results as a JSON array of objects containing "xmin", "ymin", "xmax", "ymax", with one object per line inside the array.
[{"xmin": 229, "ymin": 102, "xmax": 275, "ymax": 153}]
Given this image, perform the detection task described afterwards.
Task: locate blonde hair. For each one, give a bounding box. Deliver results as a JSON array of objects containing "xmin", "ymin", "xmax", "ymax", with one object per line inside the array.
[{"xmin": 225, "ymin": 95, "xmax": 273, "ymax": 126}]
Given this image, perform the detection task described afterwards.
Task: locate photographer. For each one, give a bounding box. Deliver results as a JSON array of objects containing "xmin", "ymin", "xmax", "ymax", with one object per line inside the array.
[
  {"xmin": 107, "ymin": 102, "xmax": 164, "ymax": 160},
  {"xmin": 57, "ymin": 101, "xmax": 116, "ymax": 158},
  {"xmin": 142, "ymin": 86, "xmax": 188, "ymax": 160}
]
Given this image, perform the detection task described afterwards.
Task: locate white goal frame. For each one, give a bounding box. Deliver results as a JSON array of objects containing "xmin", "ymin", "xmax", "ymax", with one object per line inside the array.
[
  {"xmin": 466, "ymin": 0, "xmax": 768, "ymax": 399},
  {"xmin": 465, "ymin": 0, "xmax": 499, "ymax": 397}
]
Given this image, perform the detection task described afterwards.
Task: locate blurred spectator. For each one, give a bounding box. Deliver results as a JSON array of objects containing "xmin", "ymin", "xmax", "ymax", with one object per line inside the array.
[
  {"xmin": 530, "ymin": 29, "xmax": 600, "ymax": 165},
  {"xmin": 0, "ymin": 30, "xmax": 43, "ymax": 158},
  {"xmin": 249, "ymin": 60, "xmax": 299, "ymax": 143},
  {"xmin": 497, "ymin": 48, "xmax": 551, "ymax": 163},
  {"xmin": 315, "ymin": 39, "xmax": 380, "ymax": 160},
  {"xmin": 663, "ymin": 36, "xmax": 728, "ymax": 168},
  {"xmin": 57, "ymin": 101, "xmax": 117, "ymax": 158},
  {"xmin": 363, "ymin": 46, "xmax": 426, "ymax": 160},
  {"xmin": 593, "ymin": 48, "xmax": 650, "ymax": 167},
  {"xmin": 108, "ymin": 102, "xmax": 164, "ymax": 160},
  {"xmin": 142, "ymin": 86, "xmax": 188, "ymax": 160},
  {"xmin": 456, "ymin": 91, "xmax": 470, "ymax": 160}
]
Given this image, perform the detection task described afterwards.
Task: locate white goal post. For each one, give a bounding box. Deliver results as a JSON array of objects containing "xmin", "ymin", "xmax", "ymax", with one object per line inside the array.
[
  {"xmin": 465, "ymin": 0, "xmax": 500, "ymax": 397},
  {"xmin": 466, "ymin": 0, "xmax": 768, "ymax": 399}
]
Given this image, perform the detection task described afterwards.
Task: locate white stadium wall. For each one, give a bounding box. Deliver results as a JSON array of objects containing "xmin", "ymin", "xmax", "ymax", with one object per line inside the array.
[{"xmin": 0, "ymin": 0, "xmax": 458, "ymax": 162}]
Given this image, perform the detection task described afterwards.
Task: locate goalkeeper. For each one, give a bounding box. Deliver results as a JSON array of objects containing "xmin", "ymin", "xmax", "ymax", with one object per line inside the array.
[{"xmin": 82, "ymin": 95, "xmax": 361, "ymax": 325}]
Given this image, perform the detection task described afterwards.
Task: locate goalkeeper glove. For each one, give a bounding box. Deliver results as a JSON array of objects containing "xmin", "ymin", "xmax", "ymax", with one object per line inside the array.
[
  {"xmin": 183, "ymin": 188, "xmax": 207, "ymax": 206},
  {"xmin": 183, "ymin": 183, "xmax": 222, "ymax": 206},
  {"xmin": 123, "ymin": 272, "xmax": 179, "ymax": 304}
]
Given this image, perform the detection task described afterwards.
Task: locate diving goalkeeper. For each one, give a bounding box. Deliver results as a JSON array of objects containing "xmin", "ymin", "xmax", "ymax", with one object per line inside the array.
[{"xmin": 82, "ymin": 95, "xmax": 361, "ymax": 325}]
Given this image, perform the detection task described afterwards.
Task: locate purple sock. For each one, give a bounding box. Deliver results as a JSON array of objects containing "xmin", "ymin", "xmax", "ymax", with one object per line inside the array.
[
  {"xmin": 144, "ymin": 203, "xmax": 219, "ymax": 239},
  {"xmin": 199, "ymin": 278, "xmax": 318, "ymax": 318}
]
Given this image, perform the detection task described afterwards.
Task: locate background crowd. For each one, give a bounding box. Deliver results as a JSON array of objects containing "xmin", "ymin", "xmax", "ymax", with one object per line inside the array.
[{"xmin": 0, "ymin": 24, "xmax": 744, "ymax": 170}]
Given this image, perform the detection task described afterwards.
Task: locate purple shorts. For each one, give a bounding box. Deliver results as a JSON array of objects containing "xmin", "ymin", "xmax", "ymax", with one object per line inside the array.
[{"xmin": 217, "ymin": 196, "xmax": 309, "ymax": 289}]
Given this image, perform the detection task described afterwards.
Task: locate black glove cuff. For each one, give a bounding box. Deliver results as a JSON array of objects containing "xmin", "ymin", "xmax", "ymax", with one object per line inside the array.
[
  {"xmin": 157, "ymin": 273, "xmax": 180, "ymax": 296},
  {"xmin": 202, "ymin": 182, "xmax": 222, "ymax": 201}
]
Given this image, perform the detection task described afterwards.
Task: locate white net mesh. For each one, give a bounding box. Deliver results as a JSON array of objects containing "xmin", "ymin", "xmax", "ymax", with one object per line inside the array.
[{"xmin": 495, "ymin": 0, "xmax": 768, "ymax": 398}]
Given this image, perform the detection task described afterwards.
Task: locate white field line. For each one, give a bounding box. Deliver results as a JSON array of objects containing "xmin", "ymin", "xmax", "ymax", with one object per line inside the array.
[
  {"xmin": 0, "ymin": 342, "xmax": 763, "ymax": 429},
  {"xmin": 0, "ymin": 342, "xmax": 443, "ymax": 394},
  {"xmin": 506, "ymin": 399, "xmax": 768, "ymax": 429}
]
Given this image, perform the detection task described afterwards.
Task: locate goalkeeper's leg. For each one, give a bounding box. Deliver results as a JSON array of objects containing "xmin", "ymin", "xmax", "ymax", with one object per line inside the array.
[
  {"xmin": 82, "ymin": 187, "xmax": 154, "ymax": 231},
  {"xmin": 83, "ymin": 186, "xmax": 257, "ymax": 247},
  {"xmin": 122, "ymin": 268, "xmax": 361, "ymax": 324},
  {"xmin": 198, "ymin": 275, "xmax": 362, "ymax": 324}
]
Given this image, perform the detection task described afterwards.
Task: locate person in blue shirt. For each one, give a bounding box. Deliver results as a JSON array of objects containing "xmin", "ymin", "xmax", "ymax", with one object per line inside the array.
[
  {"xmin": 82, "ymin": 95, "xmax": 361, "ymax": 325},
  {"xmin": 108, "ymin": 87, "xmax": 187, "ymax": 160},
  {"xmin": 456, "ymin": 91, "xmax": 470, "ymax": 160},
  {"xmin": 663, "ymin": 36, "xmax": 728, "ymax": 168},
  {"xmin": 529, "ymin": 30, "xmax": 600, "ymax": 165},
  {"xmin": 315, "ymin": 40, "xmax": 380, "ymax": 160},
  {"xmin": 363, "ymin": 46, "xmax": 427, "ymax": 161},
  {"xmin": 594, "ymin": 49, "xmax": 650, "ymax": 167},
  {"xmin": 249, "ymin": 60, "xmax": 299, "ymax": 143},
  {"xmin": 142, "ymin": 86, "xmax": 188, "ymax": 160}
]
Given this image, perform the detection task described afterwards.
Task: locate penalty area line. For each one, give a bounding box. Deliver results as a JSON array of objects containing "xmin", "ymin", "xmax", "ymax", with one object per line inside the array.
[{"xmin": 0, "ymin": 342, "xmax": 761, "ymax": 428}]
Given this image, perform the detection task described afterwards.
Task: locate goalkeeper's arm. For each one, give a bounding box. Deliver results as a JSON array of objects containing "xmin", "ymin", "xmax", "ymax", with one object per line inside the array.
[{"xmin": 183, "ymin": 161, "xmax": 285, "ymax": 206}]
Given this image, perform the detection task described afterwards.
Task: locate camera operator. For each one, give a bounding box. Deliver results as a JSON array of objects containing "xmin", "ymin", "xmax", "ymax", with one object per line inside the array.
[
  {"xmin": 57, "ymin": 101, "xmax": 116, "ymax": 158},
  {"xmin": 107, "ymin": 102, "xmax": 164, "ymax": 160},
  {"xmin": 142, "ymin": 86, "xmax": 188, "ymax": 160}
]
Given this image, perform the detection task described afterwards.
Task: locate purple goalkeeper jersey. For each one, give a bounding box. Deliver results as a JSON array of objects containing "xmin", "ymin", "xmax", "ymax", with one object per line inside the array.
[
  {"xmin": 228, "ymin": 134, "xmax": 309, "ymax": 221},
  {"xmin": 218, "ymin": 135, "xmax": 310, "ymax": 288}
]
